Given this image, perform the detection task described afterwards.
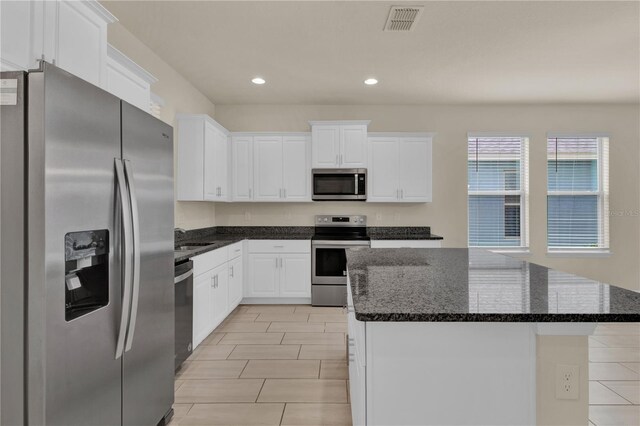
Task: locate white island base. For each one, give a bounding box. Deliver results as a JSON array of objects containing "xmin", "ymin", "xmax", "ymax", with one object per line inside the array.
[{"xmin": 347, "ymin": 314, "xmax": 595, "ymax": 426}]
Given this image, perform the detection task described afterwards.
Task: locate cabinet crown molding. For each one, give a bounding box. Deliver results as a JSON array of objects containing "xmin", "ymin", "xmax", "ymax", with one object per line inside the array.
[
  {"xmin": 308, "ymin": 120, "xmax": 371, "ymax": 126},
  {"xmin": 368, "ymin": 132, "xmax": 436, "ymax": 138},
  {"xmin": 84, "ymin": 0, "xmax": 118, "ymax": 24},
  {"xmin": 231, "ymin": 132, "xmax": 310, "ymax": 137},
  {"xmin": 176, "ymin": 114, "xmax": 230, "ymax": 135},
  {"xmin": 107, "ymin": 44, "xmax": 157, "ymax": 84}
]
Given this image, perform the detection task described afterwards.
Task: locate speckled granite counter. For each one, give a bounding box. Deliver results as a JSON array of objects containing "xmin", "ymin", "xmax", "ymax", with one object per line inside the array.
[
  {"xmin": 174, "ymin": 226, "xmax": 314, "ymax": 262},
  {"xmin": 346, "ymin": 248, "xmax": 640, "ymax": 322},
  {"xmin": 367, "ymin": 226, "xmax": 443, "ymax": 240}
]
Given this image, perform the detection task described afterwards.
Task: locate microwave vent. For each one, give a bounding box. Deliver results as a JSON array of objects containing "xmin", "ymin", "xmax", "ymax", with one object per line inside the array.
[{"xmin": 384, "ymin": 5, "xmax": 424, "ymax": 32}]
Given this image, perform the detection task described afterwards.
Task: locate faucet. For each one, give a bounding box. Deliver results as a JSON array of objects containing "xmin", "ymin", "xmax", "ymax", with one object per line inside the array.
[{"xmin": 175, "ymin": 228, "xmax": 187, "ymax": 234}]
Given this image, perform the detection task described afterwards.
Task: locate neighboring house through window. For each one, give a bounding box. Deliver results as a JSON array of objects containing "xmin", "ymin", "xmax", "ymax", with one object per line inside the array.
[
  {"xmin": 468, "ymin": 135, "xmax": 529, "ymax": 249},
  {"xmin": 547, "ymin": 135, "xmax": 609, "ymax": 252}
]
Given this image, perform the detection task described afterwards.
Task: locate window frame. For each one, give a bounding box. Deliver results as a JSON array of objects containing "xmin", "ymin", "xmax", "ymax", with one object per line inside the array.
[
  {"xmin": 546, "ymin": 134, "xmax": 610, "ymax": 255},
  {"xmin": 467, "ymin": 133, "xmax": 529, "ymax": 251}
]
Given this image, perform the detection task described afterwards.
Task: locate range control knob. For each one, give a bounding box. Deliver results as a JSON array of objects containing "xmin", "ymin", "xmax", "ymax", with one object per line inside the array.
[{"xmin": 323, "ymin": 218, "xmax": 328, "ymax": 222}]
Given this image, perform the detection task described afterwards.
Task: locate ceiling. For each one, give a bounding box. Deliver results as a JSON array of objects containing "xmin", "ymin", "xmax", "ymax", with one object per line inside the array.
[{"xmin": 102, "ymin": 1, "xmax": 640, "ymax": 105}]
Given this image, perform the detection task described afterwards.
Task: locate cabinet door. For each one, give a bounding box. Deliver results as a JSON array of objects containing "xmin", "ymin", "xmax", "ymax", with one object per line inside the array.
[
  {"xmin": 105, "ymin": 54, "xmax": 151, "ymax": 113},
  {"xmin": 254, "ymin": 136, "xmax": 283, "ymax": 201},
  {"xmin": 367, "ymin": 137, "xmax": 399, "ymax": 202},
  {"xmin": 282, "ymin": 136, "xmax": 310, "ymax": 201},
  {"xmin": 246, "ymin": 254, "xmax": 279, "ymax": 297},
  {"xmin": 43, "ymin": 0, "xmax": 110, "ymax": 87},
  {"xmin": 398, "ymin": 137, "xmax": 432, "ymax": 202},
  {"xmin": 232, "ymin": 136, "xmax": 253, "ymax": 201},
  {"xmin": 312, "ymin": 126, "xmax": 340, "ymax": 168},
  {"xmin": 213, "ymin": 129, "xmax": 229, "ymax": 200},
  {"xmin": 280, "ymin": 254, "xmax": 311, "ymax": 297},
  {"xmin": 228, "ymin": 256, "xmax": 244, "ymax": 309},
  {"xmin": 177, "ymin": 118, "xmax": 205, "ymax": 201},
  {"xmin": 0, "ymin": 0, "xmax": 43, "ymax": 71},
  {"xmin": 340, "ymin": 125, "xmax": 367, "ymax": 168},
  {"xmin": 211, "ymin": 264, "xmax": 229, "ymax": 330},
  {"xmin": 193, "ymin": 271, "xmax": 213, "ymax": 348}
]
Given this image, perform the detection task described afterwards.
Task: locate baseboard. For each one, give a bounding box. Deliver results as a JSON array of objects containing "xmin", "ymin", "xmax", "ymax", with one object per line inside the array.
[{"xmin": 241, "ymin": 297, "xmax": 312, "ymax": 305}]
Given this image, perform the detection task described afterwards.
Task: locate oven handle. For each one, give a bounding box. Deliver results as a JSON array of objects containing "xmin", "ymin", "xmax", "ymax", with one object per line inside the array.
[{"xmin": 312, "ymin": 240, "xmax": 371, "ymax": 247}]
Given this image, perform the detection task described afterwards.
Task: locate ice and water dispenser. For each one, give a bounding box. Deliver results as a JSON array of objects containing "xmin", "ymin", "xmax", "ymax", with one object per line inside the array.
[{"xmin": 64, "ymin": 230, "xmax": 109, "ymax": 321}]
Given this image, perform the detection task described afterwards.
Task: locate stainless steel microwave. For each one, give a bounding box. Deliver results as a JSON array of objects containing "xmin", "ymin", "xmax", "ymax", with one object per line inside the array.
[{"xmin": 312, "ymin": 168, "xmax": 367, "ymax": 201}]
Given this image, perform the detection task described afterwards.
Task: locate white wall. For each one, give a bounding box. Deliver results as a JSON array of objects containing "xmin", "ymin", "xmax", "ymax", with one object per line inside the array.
[
  {"xmin": 107, "ymin": 22, "xmax": 216, "ymax": 229},
  {"xmin": 214, "ymin": 104, "xmax": 640, "ymax": 291}
]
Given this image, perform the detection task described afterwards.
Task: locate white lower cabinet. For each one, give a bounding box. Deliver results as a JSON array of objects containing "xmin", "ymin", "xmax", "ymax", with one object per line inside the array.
[
  {"xmin": 245, "ymin": 240, "xmax": 311, "ymax": 301},
  {"xmin": 228, "ymin": 254, "xmax": 244, "ymax": 308}
]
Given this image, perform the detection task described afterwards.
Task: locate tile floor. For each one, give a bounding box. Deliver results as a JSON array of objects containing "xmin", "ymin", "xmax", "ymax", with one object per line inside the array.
[
  {"xmin": 589, "ymin": 323, "xmax": 640, "ymax": 426},
  {"xmin": 170, "ymin": 306, "xmax": 639, "ymax": 425},
  {"xmin": 170, "ymin": 305, "xmax": 351, "ymax": 425}
]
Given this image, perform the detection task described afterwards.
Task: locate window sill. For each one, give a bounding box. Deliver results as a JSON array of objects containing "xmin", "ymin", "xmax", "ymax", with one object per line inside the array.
[
  {"xmin": 487, "ymin": 248, "xmax": 531, "ymax": 256},
  {"xmin": 546, "ymin": 250, "xmax": 611, "ymax": 258}
]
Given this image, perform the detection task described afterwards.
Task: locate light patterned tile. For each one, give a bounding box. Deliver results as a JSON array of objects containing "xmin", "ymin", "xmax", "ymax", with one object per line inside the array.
[
  {"xmin": 590, "ymin": 347, "xmax": 640, "ymax": 363},
  {"xmin": 590, "ymin": 363, "xmax": 640, "ymax": 381},
  {"xmin": 591, "ymin": 335, "xmax": 640, "ymax": 348},
  {"xmin": 167, "ymin": 403, "xmax": 193, "ymax": 425},
  {"xmin": 245, "ymin": 305, "xmax": 297, "ymax": 314},
  {"xmin": 589, "ymin": 381, "xmax": 631, "ymax": 405},
  {"xmin": 320, "ymin": 361, "xmax": 348, "ymax": 379},
  {"xmin": 202, "ymin": 332, "xmax": 225, "ymax": 345},
  {"xmin": 240, "ymin": 360, "xmax": 320, "ymax": 379},
  {"xmin": 178, "ymin": 403, "xmax": 284, "ymax": 425},
  {"xmin": 589, "ymin": 337, "xmax": 608, "ymax": 348},
  {"xmin": 299, "ymin": 345, "xmax": 347, "ymax": 360},
  {"xmin": 225, "ymin": 313, "xmax": 259, "ymax": 322},
  {"xmin": 268, "ymin": 322, "xmax": 325, "ymax": 333},
  {"xmin": 219, "ymin": 332, "xmax": 284, "ymax": 345},
  {"xmin": 228, "ymin": 344, "xmax": 301, "ymax": 360},
  {"xmin": 281, "ymin": 403, "xmax": 353, "ymax": 425},
  {"xmin": 177, "ymin": 360, "xmax": 247, "ymax": 379},
  {"xmin": 283, "ymin": 333, "xmax": 345, "ymax": 345},
  {"xmin": 601, "ymin": 381, "xmax": 640, "ymax": 404},
  {"xmin": 295, "ymin": 306, "xmax": 346, "ymax": 314},
  {"xmin": 258, "ymin": 379, "xmax": 348, "ymax": 403},
  {"xmin": 255, "ymin": 313, "xmax": 310, "ymax": 322},
  {"xmin": 175, "ymin": 379, "xmax": 264, "ymax": 403},
  {"xmin": 174, "ymin": 379, "xmax": 185, "ymax": 392},
  {"xmin": 193, "ymin": 345, "xmax": 235, "ymax": 360},
  {"xmin": 308, "ymin": 314, "xmax": 347, "ymax": 323},
  {"xmin": 594, "ymin": 324, "xmax": 640, "ymax": 336},
  {"xmin": 217, "ymin": 322, "xmax": 270, "ymax": 333},
  {"xmin": 589, "ymin": 405, "xmax": 640, "ymax": 426},
  {"xmin": 325, "ymin": 323, "xmax": 348, "ymax": 333}
]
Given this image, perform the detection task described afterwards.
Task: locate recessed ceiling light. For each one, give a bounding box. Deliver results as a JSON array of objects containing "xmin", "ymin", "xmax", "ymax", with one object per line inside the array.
[
  {"xmin": 251, "ymin": 77, "xmax": 266, "ymax": 85},
  {"xmin": 364, "ymin": 78, "xmax": 378, "ymax": 85}
]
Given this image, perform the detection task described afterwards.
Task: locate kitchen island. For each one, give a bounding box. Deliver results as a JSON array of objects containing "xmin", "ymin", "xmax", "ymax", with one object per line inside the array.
[{"xmin": 345, "ymin": 248, "xmax": 640, "ymax": 426}]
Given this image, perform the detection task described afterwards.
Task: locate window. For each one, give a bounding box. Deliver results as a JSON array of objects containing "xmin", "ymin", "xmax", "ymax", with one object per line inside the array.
[
  {"xmin": 547, "ymin": 136, "xmax": 609, "ymax": 252},
  {"xmin": 468, "ymin": 135, "xmax": 529, "ymax": 248}
]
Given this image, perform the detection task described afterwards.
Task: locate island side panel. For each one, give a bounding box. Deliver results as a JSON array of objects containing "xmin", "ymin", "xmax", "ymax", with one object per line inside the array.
[{"xmin": 365, "ymin": 322, "xmax": 536, "ymax": 426}]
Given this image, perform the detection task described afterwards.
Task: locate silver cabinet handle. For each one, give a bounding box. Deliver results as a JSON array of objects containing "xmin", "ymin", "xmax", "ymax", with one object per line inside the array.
[
  {"xmin": 275, "ymin": 258, "xmax": 278, "ymax": 268},
  {"xmin": 211, "ymin": 276, "xmax": 215, "ymax": 287},
  {"xmin": 335, "ymin": 154, "xmax": 339, "ymax": 165},
  {"xmin": 249, "ymin": 188, "xmax": 252, "ymax": 199},
  {"xmin": 400, "ymin": 189, "xmax": 404, "ymax": 199},
  {"xmin": 114, "ymin": 159, "xmax": 133, "ymax": 360},
  {"xmin": 230, "ymin": 266, "xmax": 234, "ymax": 278},
  {"xmin": 340, "ymin": 154, "xmax": 343, "ymax": 165},
  {"xmin": 273, "ymin": 245, "xmax": 284, "ymax": 248},
  {"xmin": 283, "ymin": 188, "xmax": 286, "ymax": 198},
  {"xmin": 279, "ymin": 258, "xmax": 283, "ymax": 268},
  {"xmin": 123, "ymin": 160, "xmax": 141, "ymax": 353}
]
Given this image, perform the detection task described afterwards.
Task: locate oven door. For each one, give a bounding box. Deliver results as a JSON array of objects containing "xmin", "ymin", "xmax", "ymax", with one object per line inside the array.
[
  {"xmin": 312, "ymin": 169, "xmax": 366, "ymax": 200},
  {"xmin": 312, "ymin": 240, "xmax": 370, "ymax": 285}
]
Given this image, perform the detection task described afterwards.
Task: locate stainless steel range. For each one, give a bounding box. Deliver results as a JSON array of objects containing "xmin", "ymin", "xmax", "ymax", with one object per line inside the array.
[{"xmin": 311, "ymin": 215, "xmax": 370, "ymax": 306}]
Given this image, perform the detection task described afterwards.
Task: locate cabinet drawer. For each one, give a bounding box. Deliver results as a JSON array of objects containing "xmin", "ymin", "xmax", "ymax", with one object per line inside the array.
[
  {"xmin": 193, "ymin": 247, "xmax": 228, "ymax": 277},
  {"xmin": 227, "ymin": 241, "xmax": 243, "ymax": 260},
  {"xmin": 370, "ymin": 239, "xmax": 442, "ymax": 249},
  {"xmin": 248, "ymin": 239, "xmax": 310, "ymax": 254}
]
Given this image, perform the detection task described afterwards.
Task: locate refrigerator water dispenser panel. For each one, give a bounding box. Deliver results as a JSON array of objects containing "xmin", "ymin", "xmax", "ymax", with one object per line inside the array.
[{"xmin": 64, "ymin": 230, "xmax": 109, "ymax": 321}]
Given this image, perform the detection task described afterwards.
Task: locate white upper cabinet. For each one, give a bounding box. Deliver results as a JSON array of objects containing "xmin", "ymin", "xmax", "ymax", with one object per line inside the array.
[
  {"xmin": 176, "ymin": 114, "xmax": 230, "ymax": 201},
  {"xmin": 368, "ymin": 134, "xmax": 433, "ymax": 203},
  {"xmin": 105, "ymin": 45, "xmax": 156, "ymax": 113},
  {"xmin": 1, "ymin": 1, "xmax": 116, "ymax": 88},
  {"xmin": 231, "ymin": 136, "xmax": 254, "ymax": 201},
  {"xmin": 253, "ymin": 134, "xmax": 310, "ymax": 202},
  {"xmin": 310, "ymin": 121, "xmax": 369, "ymax": 168}
]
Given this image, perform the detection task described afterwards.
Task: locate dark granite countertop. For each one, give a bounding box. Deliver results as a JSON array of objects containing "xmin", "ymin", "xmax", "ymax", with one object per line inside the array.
[
  {"xmin": 346, "ymin": 248, "xmax": 640, "ymax": 323},
  {"xmin": 174, "ymin": 226, "xmax": 443, "ymax": 262}
]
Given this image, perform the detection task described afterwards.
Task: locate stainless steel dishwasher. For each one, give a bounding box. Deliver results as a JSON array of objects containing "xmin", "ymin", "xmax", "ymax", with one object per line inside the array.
[{"xmin": 174, "ymin": 259, "xmax": 193, "ymax": 371}]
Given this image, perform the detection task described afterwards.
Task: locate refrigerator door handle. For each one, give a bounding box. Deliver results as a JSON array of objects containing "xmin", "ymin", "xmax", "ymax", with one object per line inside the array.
[
  {"xmin": 124, "ymin": 160, "xmax": 141, "ymax": 352},
  {"xmin": 115, "ymin": 159, "xmax": 134, "ymax": 359}
]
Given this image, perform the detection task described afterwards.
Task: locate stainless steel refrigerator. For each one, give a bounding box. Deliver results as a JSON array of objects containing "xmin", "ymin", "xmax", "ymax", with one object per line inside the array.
[{"xmin": 1, "ymin": 62, "xmax": 175, "ymax": 426}]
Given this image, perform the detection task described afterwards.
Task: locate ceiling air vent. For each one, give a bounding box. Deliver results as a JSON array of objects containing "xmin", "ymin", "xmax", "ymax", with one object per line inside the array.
[{"xmin": 384, "ymin": 5, "xmax": 424, "ymax": 32}]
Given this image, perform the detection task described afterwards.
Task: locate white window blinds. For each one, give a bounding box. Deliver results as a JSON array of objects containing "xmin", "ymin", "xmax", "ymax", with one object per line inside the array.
[
  {"xmin": 468, "ymin": 136, "xmax": 529, "ymax": 248},
  {"xmin": 547, "ymin": 136, "xmax": 609, "ymax": 251}
]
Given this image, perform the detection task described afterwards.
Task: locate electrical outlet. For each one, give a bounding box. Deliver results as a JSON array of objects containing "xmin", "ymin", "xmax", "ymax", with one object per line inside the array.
[{"xmin": 555, "ymin": 364, "xmax": 579, "ymax": 400}]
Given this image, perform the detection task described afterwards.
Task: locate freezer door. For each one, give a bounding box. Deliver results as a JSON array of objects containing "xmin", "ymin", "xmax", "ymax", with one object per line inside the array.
[
  {"xmin": 121, "ymin": 101, "xmax": 175, "ymax": 426},
  {"xmin": 27, "ymin": 63, "xmax": 123, "ymax": 425}
]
